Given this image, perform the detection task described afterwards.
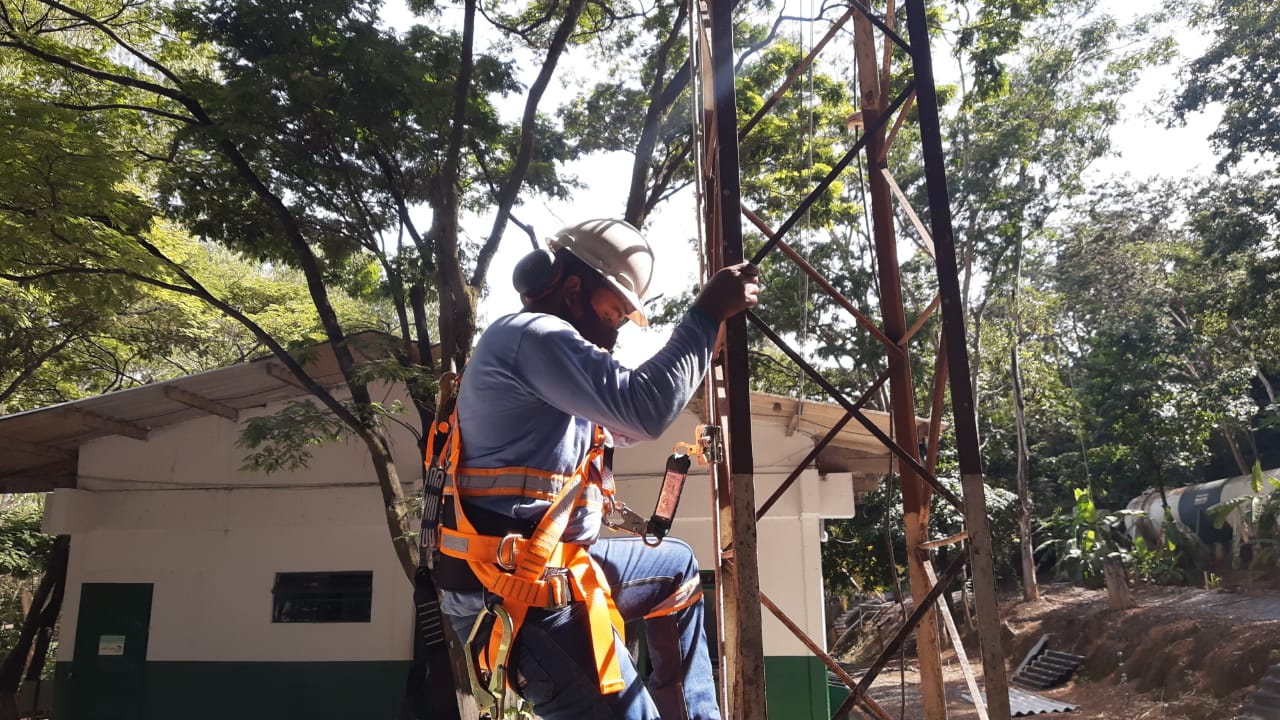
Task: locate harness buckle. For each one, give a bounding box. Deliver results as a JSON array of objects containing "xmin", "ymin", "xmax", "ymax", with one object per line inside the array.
[
  {"xmin": 495, "ymin": 533, "xmax": 521, "ymax": 571},
  {"xmin": 542, "ymin": 568, "xmax": 573, "ymax": 610}
]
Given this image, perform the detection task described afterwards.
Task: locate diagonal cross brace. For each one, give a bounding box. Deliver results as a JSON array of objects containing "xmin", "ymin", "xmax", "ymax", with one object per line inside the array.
[
  {"xmin": 747, "ymin": 311, "xmax": 964, "ymax": 511},
  {"xmin": 755, "ymin": 368, "xmax": 890, "ymax": 521},
  {"xmin": 829, "ymin": 551, "xmax": 968, "ymax": 719},
  {"xmin": 750, "ymin": 83, "xmax": 916, "ymax": 266}
]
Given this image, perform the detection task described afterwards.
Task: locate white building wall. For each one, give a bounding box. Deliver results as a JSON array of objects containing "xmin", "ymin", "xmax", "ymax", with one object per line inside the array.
[
  {"xmin": 48, "ymin": 486, "xmax": 411, "ymax": 663},
  {"xmin": 45, "ymin": 382, "xmax": 858, "ymax": 665},
  {"xmin": 612, "ymin": 408, "xmax": 856, "ymax": 658},
  {"xmin": 46, "ymin": 384, "xmax": 422, "ymax": 664}
]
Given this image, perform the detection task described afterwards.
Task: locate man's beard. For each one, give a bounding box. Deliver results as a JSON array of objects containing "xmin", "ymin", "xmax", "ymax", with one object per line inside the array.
[{"xmin": 564, "ymin": 290, "xmax": 619, "ymax": 352}]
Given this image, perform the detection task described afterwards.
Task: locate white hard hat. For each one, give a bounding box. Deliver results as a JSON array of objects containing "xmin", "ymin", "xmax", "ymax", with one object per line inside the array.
[{"xmin": 548, "ymin": 219, "xmax": 655, "ymax": 327}]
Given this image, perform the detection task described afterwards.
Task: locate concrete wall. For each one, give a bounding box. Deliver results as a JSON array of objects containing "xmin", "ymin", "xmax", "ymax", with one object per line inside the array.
[
  {"xmin": 44, "ymin": 384, "xmax": 862, "ymax": 718},
  {"xmin": 46, "ymin": 385, "xmax": 422, "ymax": 664},
  {"xmin": 612, "ymin": 407, "xmax": 857, "ymax": 657}
]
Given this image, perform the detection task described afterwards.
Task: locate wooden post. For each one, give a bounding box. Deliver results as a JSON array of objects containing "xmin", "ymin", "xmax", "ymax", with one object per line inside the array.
[
  {"xmin": 925, "ymin": 559, "xmax": 989, "ymax": 720},
  {"xmin": 1103, "ymin": 557, "xmax": 1134, "ymax": 610}
]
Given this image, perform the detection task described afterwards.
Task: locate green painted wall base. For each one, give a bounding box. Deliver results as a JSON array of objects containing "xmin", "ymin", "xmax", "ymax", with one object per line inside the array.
[
  {"xmin": 53, "ymin": 660, "xmax": 408, "ymax": 720},
  {"xmin": 53, "ymin": 655, "xmax": 832, "ymax": 720},
  {"xmin": 764, "ymin": 655, "xmax": 832, "ymax": 720}
]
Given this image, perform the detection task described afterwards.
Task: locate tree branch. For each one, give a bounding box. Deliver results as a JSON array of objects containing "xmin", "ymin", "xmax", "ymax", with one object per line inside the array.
[
  {"xmin": 625, "ymin": 0, "xmax": 687, "ymax": 226},
  {"xmin": 0, "ymin": 331, "xmax": 81, "ymax": 405},
  {"xmin": 52, "ymin": 101, "xmax": 195, "ymax": 125},
  {"xmin": 34, "ymin": 0, "xmax": 185, "ymax": 87},
  {"xmin": 469, "ymin": 137, "xmax": 539, "ymax": 249},
  {"xmin": 369, "ymin": 145, "xmax": 434, "ymax": 271},
  {"xmin": 474, "ymin": 0, "xmax": 587, "ymax": 288},
  {"xmin": 0, "ymin": 39, "xmax": 187, "ymax": 103}
]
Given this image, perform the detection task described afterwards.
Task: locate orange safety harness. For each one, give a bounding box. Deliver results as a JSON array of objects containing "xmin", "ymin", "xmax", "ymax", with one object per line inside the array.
[{"xmin": 426, "ymin": 400, "xmax": 628, "ymax": 697}]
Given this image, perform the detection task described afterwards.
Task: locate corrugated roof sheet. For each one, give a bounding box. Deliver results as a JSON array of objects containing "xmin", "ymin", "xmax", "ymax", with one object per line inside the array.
[
  {"xmin": 961, "ymin": 686, "xmax": 1081, "ymax": 716},
  {"xmin": 0, "ymin": 334, "xmax": 369, "ymax": 491},
  {"xmin": 0, "ymin": 331, "xmax": 905, "ymax": 494}
]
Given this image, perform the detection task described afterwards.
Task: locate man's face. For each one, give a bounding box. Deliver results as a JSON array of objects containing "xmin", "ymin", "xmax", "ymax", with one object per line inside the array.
[{"xmin": 563, "ymin": 277, "xmax": 630, "ymax": 352}]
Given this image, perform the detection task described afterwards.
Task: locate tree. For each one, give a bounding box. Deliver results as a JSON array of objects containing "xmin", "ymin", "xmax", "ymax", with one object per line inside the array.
[
  {"xmin": 0, "ymin": 43, "xmax": 389, "ymax": 416},
  {"xmin": 0, "ymin": 496, "xmax": 60, "ymax": 720},
  {"xmin": 1172, "ymin": 0, "xmax": 1280, "ymax": 167},
  {"xmin": 1048, "ymin": 180, "xmax": 1257, "ymax": 507},
  {"xmin": 935, "ymin": 2, "xmax": 1171, "ymax": 598},
  {"xmin": 0, "ymin": 0, "xmax": 599, "ymax": 583}
]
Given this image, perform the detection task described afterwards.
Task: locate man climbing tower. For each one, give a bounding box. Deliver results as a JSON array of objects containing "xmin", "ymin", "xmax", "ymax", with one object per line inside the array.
[{"xmin": 432, "ymin": 218, "xmax": 759, "ymax": 719}]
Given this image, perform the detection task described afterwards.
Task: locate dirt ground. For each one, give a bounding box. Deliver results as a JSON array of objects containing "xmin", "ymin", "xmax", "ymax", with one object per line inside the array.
[{"xmin": 847, "ymin": 577, "xmax": 1280, "ymax": 719}]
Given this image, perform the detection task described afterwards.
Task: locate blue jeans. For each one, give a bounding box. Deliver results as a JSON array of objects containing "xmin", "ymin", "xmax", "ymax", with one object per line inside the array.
[{"xmin": 448, "ymin": 536, "xmax": 722, "ymax": 720}]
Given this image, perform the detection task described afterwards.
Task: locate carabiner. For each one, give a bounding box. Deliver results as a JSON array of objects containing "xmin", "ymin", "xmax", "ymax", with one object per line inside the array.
[
  {"xmin": 464, "ymin": 604, "xmax": 516, "ymax": 718},
  {"xmin": 604, "ymin": 500, "xmax": 650, "ymax": 537}
]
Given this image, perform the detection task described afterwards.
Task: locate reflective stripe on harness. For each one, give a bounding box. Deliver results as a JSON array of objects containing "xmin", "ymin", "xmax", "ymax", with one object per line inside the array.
[{"xmin": 435, "ymin": 413, "xmax": 627, "ymax": 696}]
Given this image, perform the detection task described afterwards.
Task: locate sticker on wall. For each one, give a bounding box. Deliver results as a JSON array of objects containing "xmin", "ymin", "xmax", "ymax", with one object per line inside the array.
[{"xmin": 98, "ymin": 635, "xmax": 126, "ymax": 656}]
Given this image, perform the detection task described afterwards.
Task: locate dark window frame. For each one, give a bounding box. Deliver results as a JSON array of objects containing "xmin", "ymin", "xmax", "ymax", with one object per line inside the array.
[{"xmin": 271, "ymin": 571, "xmax": 373, "ymax": 624}]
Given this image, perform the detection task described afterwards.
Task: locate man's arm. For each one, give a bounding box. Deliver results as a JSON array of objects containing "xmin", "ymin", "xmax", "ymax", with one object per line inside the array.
[
  {"xmin": 514, "ymin": 262, "xmax": 760, "ymax": 441},
  {"xmin": 514, "ymin": 308, "xmax": 719, "ymax": 441}
]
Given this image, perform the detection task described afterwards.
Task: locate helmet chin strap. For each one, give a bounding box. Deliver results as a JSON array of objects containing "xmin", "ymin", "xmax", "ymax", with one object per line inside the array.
[{"xmin": 562, "ymin": 290, "xmax": 618, "ymax": 353}]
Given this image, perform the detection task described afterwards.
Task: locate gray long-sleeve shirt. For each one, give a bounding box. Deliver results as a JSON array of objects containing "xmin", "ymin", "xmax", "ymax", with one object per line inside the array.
[{"xmin": 441, "ymin": 306, "xmax": 718, "ymax": 615}]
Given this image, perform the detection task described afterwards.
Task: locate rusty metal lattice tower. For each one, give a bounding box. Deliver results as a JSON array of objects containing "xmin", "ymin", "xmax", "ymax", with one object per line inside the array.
[{"xmin": 689, "ymin": 0, "xmax": 1014, "ymax": 717}]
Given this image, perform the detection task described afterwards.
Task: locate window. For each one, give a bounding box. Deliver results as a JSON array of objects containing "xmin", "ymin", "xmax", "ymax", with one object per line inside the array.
[{"xmin": 272, "ymin": 571, "xmax": 372, "ymax": 623}]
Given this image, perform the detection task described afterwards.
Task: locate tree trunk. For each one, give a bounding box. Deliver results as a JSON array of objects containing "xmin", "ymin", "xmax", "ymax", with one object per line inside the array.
[
  {"xmin": 1013, "ymin": 344, "xmax": 1038, "ymax": 601},
  {"xmin": 0, "ymin": 536, "xmax": 69, "ymax": 720},
  {"xmin": 1011, "ymin": 235, "xmax": 1039, "ymax": 602},
  {"xmin": 1219, "ymin": 418, "xmax": 1250, "ymax": 477},
  {"xmin": 1103, "ymin": 556, "xmax": 1133, "ymax": 610},
  {"xmin": 624, "ymin": 5, "xmax": 689, "ymax": 226}
]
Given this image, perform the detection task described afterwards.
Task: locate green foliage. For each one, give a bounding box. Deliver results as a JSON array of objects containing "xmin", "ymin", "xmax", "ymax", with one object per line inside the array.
[
  {"xmin": 823, "ymin": 479, "xmax": 1017, "ymax": 595},
  {"xmin": 1172, "ymin": 0, "xmax": 1280, "ymax": 166},
  {"xmin": 955, "ymin": 0, "xmax": 1054, "ymax": 101},
  {"xmin": 1036, "ymin": 488, "xmax": 1136, "ymax": 585},
  {"xmin": 0, "ymin": 496, "xmax": 57, "ymax": 669},
  {"xmin": 1207, "ymin": 479, "xmax": 1280, "ymax": 570},
  {"xmin": 1130, "ymin": 534, "xmax": 1183, "ymax": 585},
  {"xmin": 237, "ymin": 400, "xmax": 350, "ymax": 473},
  {"xmin": 159, "ymin": 0, "xmax": 542, "ymax": 272},
  {"xmin": 1043, "ymin": 175, "xmax": 1280, "ymax": 508},
  {"xmin": 0, "ymin": 7, "xmax": 390, "ymax": 414},
  {"xmin": 0, "ymin": 498, "xmax": 54, "ymax": 580}
]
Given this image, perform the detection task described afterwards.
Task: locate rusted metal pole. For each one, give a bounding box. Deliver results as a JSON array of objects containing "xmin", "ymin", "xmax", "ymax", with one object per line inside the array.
[
  {"xmin": 708, "ymin": 0, "xmax": 768, "ymax": 713},
  {"xmin": 902, "ymin": 0, "xmax": 1013, "ymax": 713},
  {"xmin": 853, "ymin": 10, "xmax": 947, "ymax": 720}
]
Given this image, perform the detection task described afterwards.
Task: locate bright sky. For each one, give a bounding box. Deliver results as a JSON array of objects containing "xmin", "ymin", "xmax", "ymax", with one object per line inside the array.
[{"xmin": 379, "ymin": 0, "xmax": 1222, "ymax": 366}]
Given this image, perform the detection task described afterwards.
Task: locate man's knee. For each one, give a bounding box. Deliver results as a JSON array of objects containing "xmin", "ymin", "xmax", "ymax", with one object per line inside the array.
[{"xmin": 662, "ymin": 537, "xmax": 700, "ymax": 579}]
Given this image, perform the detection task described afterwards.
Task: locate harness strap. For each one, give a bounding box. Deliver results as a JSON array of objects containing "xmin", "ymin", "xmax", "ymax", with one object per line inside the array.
[
  {"xmin": 642, "ymin": 577, "xmax": 704, "ymax": 620},
  {"xmin": 441, "ymin": 418, "xmax": 626, "ymax": 695}
]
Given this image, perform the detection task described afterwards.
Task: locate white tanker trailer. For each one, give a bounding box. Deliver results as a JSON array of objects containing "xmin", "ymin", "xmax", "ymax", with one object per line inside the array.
[{"xmin": 1124, "ymin": 468, "xmax": 1280, "ymax": 547}]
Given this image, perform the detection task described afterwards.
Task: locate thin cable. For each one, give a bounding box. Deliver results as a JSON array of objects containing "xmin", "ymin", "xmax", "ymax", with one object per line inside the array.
[
  {"xmin": 797, "ymin": 0, "xmax": 815, "ymax": 400},
  {"xmin": 847, "ymin": 21, "xmax": 881, "ymax": 306},
  {"xmin": 689, "ymin": 1, "xmax": 708, "ymax": 288},
  {"xmin": 880, "ymin": 351, "xmax": 907, "ymax": 720}
]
